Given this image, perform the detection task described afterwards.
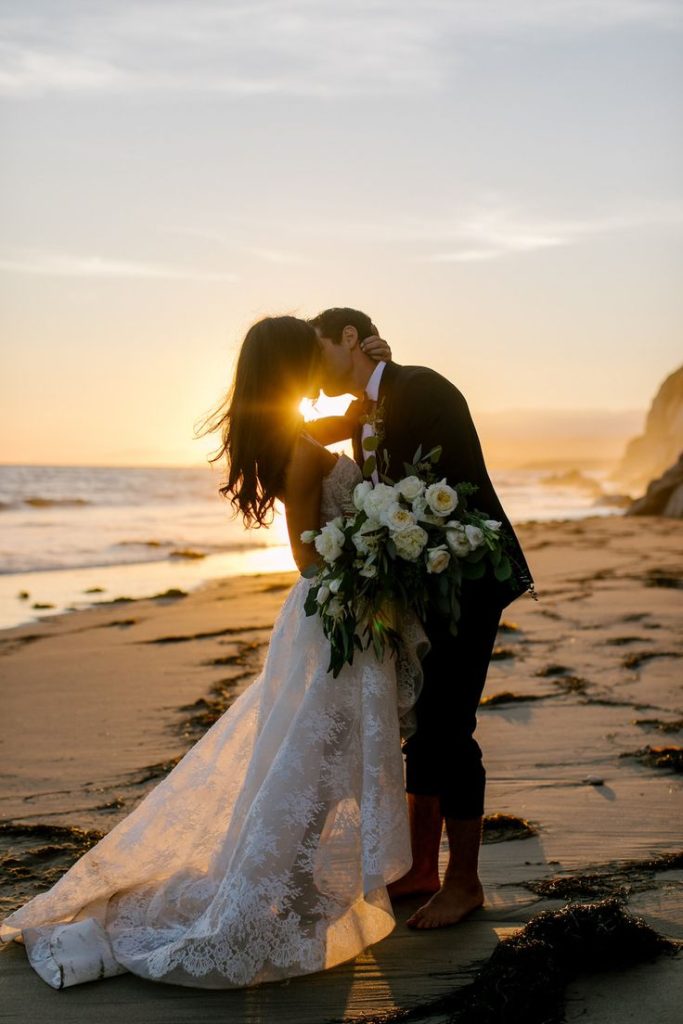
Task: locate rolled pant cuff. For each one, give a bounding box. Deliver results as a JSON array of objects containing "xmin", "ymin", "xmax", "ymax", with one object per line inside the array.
[{"xmin": 403, "ymin": 788, "xmax": 485, "ymax": 821}]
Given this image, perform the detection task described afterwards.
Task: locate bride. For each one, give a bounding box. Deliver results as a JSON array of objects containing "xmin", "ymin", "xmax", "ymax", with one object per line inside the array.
[{"xmin": 0, "ymin": 316, "xmax": 428, "ymax": 990}]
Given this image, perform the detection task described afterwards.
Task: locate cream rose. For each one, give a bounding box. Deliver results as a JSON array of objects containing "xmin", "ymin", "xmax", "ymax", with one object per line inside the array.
[
  {"xmin": 314, "ymin": 522, "xmax": 345, "ymax": 564},
  {"xmin": 353, "ymin": 480, "xmax": 373, "ymax": 511},
  {"xmin": 393, "ymin": 524, "xmax": 429, "ymax": 561},
  {"xmin": 363, "ymin": 483, "xmax": 398, "ymax": 521},
  {"xmin": 396, "ymin": 475, "xmax": 424, "ymax": 501},
  {"xmin": 445, "ymin": 522, "xmax": 470, "ymax": 557},
  {"xmin": 484, "ymin": 519, "xmax": 502, "ymax": 531},
  {"xmin": 426, "ymin": 544, "xmax": 451, "ymax": 574},
  {"xmin": 316, "ymin": 585, "xmax": 330, "ymax": 605},
  {"xmin": 300, "ymin": 529, "xmax": 317, "ymax": 544},
  {"xmin": 382, "ymin": 502, "xmax": 416, "ymax": 533},
  {"xmin": 328, "ymin": 577, "xmax": 342, "ymax": 594},
  {"xmin": 425, "ymin": 479, "xmax": 459, "ymax": 517}
]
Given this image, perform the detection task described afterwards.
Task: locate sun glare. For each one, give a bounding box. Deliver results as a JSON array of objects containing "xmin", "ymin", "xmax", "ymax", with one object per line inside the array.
[{"xmin": 299, "ymin": 394, "xmax": 353, "ymax": 421}]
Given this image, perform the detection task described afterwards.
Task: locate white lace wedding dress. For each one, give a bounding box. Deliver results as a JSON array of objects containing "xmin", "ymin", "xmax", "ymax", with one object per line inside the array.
[{"xmin": 0, "ymin": 454, "xmax": 428, "ymax": 990}]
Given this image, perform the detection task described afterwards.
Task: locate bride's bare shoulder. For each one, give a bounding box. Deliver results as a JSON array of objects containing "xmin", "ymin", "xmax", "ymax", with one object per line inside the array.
[{"xmin": 283, "ymin": 433, "xmax": 335, "ymax": 494}]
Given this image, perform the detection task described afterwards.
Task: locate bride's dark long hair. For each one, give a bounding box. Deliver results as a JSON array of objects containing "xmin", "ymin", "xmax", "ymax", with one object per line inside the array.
[{"xmin": 196, "ymin": 316, "xmax": 319, "ymax": 528}]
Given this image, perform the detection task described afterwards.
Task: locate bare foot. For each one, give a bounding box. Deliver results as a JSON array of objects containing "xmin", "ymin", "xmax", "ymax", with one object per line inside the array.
[
  {"xmin": 405, "ymin": 877, "xmax": 484, "ymax": 929},
  {"xmin": 387, "ymin": 867, "xmax": 441, "ymax": 901}
]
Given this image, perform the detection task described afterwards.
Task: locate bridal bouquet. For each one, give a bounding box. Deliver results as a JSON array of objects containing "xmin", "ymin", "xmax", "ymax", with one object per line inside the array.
[{"xmin": 302, "ymin": 445, "xmax": 518, "ymax": 677}]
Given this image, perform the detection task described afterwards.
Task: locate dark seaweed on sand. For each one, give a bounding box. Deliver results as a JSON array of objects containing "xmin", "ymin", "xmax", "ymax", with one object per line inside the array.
[
  {"xmin": 442, "ymin": 898, "xmax": 678, "ymax": 1024},
  {"xmin": 482, "ymin": 813, "xmax": 538, "ymax": 843},
  {"xmin": 526, "ymin": 851, "xmax": 683, "ymax": 900},
  {"xmin": 0, "ymin": 823, "xmax": 105, "ymax": 915},
  {"xmin": 364, "ymin": 898, "xmax": 679, "ymax": 1024},
  {"xmin": 620, "ymin": 745, "xmax": 683, "ymax": 772}
]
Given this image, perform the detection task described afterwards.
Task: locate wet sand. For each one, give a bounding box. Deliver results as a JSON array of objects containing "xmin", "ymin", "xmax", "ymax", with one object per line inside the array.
[{"xmin": 0, "ymin": 515, "xmax": 681, "ymax": 1022}]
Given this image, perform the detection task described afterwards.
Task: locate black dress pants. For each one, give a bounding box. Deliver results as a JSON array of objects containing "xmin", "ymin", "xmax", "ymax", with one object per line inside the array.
[{"xmin": 402, "ymin": 578, "xmax": 504, "ymax": 820}]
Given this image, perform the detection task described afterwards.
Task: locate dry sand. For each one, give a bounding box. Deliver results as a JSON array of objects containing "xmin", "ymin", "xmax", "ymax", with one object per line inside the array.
[{"xmin": 0, "ymin": 514, "xmax": 681, "ymax": 1022}]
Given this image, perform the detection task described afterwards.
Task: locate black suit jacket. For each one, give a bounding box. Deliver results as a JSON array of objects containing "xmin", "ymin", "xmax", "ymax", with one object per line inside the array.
[{"xmin": 350, "ymin": 361, "xmax": 534, "ymax": 611}]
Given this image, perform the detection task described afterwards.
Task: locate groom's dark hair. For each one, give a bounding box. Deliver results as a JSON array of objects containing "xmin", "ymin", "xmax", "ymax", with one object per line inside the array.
[{"xmin": 309, "ymin": 307, "xmax": 375, "ymax": 344}]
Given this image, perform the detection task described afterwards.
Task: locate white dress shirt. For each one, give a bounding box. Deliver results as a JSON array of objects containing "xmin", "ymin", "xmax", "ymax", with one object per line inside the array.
[{"xmin": 361, "ymin": 361, "xmax": 386, "ymax": 484}]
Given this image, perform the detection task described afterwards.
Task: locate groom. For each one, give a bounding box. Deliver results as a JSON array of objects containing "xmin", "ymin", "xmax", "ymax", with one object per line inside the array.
[{"xmin": 310, "ymin": 307, "xmax": 535, "ymax": 930}]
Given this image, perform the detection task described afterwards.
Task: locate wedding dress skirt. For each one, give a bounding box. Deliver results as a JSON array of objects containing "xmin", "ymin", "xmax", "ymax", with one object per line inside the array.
[{"xmin": 0, "ymin": 455, "xmax": 428, "ymax": 990}]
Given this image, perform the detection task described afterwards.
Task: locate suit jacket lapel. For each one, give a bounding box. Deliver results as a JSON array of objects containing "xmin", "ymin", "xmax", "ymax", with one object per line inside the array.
[
  {"xmin": 352, "ymin": 418, "xmax": 363, "ymax": 468},
  {"xmin": 376, "ymin": 361, "xmax": 402, "ymax": 476}
]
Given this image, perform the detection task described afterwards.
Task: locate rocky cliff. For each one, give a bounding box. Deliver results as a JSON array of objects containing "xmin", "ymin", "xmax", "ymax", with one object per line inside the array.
[
  {"xmin": 612, "ymin": 365, "xmax": 683, "ymax": 490},
  {"xmin": 626, "ymin": 452, "xmax": 683, "ymax": 517}
]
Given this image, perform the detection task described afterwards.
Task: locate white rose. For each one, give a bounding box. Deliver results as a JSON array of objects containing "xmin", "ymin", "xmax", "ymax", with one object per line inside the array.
[
  {"xmin": 426, "ymin": 544, "xmax": 451, "ymax": 574},
  {"xmin": 316, "ymin": 585, "xmax": 330, "ymax": 605},
  {"xmin": 328, "ymin": 576, "xmax": 342, "ymax": 594},
  {"xmin": 484, "ymin": 519, "xmax": 502, "ymax": 531},
  {"xmin": 314, "ymin": 522, "xmax": 345, "ymax": 564},
  {"xmin": 424, "ymin": 479, "xmax": 459, "ymax": 517},
  {"xmin": 352, "ymin": 517, "xmax": 383, "ymax": 555},
  {"xmin": 393, "ymin": 524, "xmax": 429, "ymax": 561},
  {"xmin": 382, "ymin": 502, "xmax": 416, "ymax": 533},
  {"xmin": 326, "ymin": 596, "xmax": 345, "ymax": 621},
  {"xmin": 363, "ymin": 483, "xmax": 398, "ymax": 521},
  {"xmin": 300, "ymin": 529, "xmax": 317, "ymax": 544},
  {"xmin": 353, "ymin": 480, "xmax": 373, "ymax": 511},
  {"xmin": 396, "ymin": 475, "xmax": 424, "ymax": 501},
  {"xmin": 465, "ymin": 524, "xmax": 484, "ymax": 550},
  {"xmin": 445, "ymin": 522, "xmax": 470, "ymax": 557}
]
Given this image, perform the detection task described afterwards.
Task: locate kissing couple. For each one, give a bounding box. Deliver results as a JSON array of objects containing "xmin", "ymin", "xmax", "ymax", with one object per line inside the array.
[{"xmin": 1, "ymin": 307, "xmax": 535, "ymax": 991}]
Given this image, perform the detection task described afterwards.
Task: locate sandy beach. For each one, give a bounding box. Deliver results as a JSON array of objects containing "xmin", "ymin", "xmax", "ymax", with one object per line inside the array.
[{"xmin": 1, "ymin": 514, "xmax": 681, "ymax": 1023}]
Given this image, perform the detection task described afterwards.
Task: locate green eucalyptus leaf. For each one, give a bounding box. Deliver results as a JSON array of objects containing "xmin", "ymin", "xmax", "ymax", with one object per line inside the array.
[
  {"xmin": 494, "ymin": 556, "xmax": 512, "ymax": 581},
  {"xmin": 469, "ymin": 545, "xmax": 489, "ymax": 562},
  {"xmin": 362, "ymin": 435, "xmax": 380, "ymax": 451},
  {"xmin": 362, "ymin": 455, "xmax": 377, "ymax": 477},
  {"xmin": 461, "ymin": 559, "xmax": 486, "ymax": 580},
  {"xmin": 450, "ymin": 592, "xmax": 461, "ymax": 623}
]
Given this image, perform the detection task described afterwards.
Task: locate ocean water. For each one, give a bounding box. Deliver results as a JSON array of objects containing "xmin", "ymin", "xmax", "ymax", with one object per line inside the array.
[{"xmin": 0, "ymin": 461, "xmax": 626, "ymax": 629}]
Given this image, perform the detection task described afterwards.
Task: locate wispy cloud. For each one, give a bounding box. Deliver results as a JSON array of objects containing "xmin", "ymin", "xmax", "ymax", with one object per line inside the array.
[
  {"xmin": 0, "ymin": 250, "xmax": 238, "ymax": 281},
  {"xmin": 0, "ymin": 1, "xmax": 680, "ymax": 99},
  {"xmin": 245, "ymin": 195, "xmax": 683, "ymax": 260},
  {"xmin": 424, "ymin": 200, "xmax": 683, "ymax": 261}
]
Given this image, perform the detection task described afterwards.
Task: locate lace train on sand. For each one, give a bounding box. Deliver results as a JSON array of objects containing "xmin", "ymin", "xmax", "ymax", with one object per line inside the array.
[{"xmin": 0, "ymin": 455, "xmax": 428, "ymax": 990}]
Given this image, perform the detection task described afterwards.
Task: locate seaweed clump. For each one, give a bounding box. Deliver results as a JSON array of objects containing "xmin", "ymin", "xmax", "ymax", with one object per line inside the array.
[
  {"xmin": 482, "ymin": 813, "xmax": 538, "ymax": 843},
  {"xmin": 480, "ymin": 691, "xmax": 542, "ymax": 707},
  {"xmin": 442, "ymin": 898, "xmax": 678, "ymax": 1024},
  {"xmin": 620, "ymin": 745, "xmax": 683, "ymax": 773},
  {"xmin": 368, "ymin": 898, "xmax": 679, "ymax": 1024},
  {"xmin": 525, "ymin": 851, "xmax": 683, "ymax": 902},
  {"xmin": 0, "ymin": 823, "xmax": 105, "ymax": 915}
]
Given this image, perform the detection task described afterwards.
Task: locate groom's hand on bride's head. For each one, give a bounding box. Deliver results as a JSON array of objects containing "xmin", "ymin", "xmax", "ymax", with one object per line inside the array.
[{"xmin": 360, "ymin": 331, "xmax": 392, "ymax": 362}]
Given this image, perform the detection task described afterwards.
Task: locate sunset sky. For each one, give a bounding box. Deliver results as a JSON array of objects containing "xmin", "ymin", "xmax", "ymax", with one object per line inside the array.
[{"xmin": 1, "ymin": 1, "xmax": 681, "ymax": 467}]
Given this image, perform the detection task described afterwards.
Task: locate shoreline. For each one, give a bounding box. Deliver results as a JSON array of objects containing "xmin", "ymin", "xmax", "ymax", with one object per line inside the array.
[
  {"xmin": 0, "ymin": 510, "xmax": 623, "ymax": 632},
  {"xmin": 0, "ymin": 514, "xmax": 681, "ymax": 1021},
  {"xmin": 0, "ymin": 544, "xmax": 296, "ymax": 631}
]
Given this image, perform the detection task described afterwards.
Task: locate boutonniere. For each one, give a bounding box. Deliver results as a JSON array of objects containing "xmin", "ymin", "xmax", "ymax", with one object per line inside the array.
[{"xmin": 360, "ymin": 396, "xmax": 390, "ymax": 480}]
